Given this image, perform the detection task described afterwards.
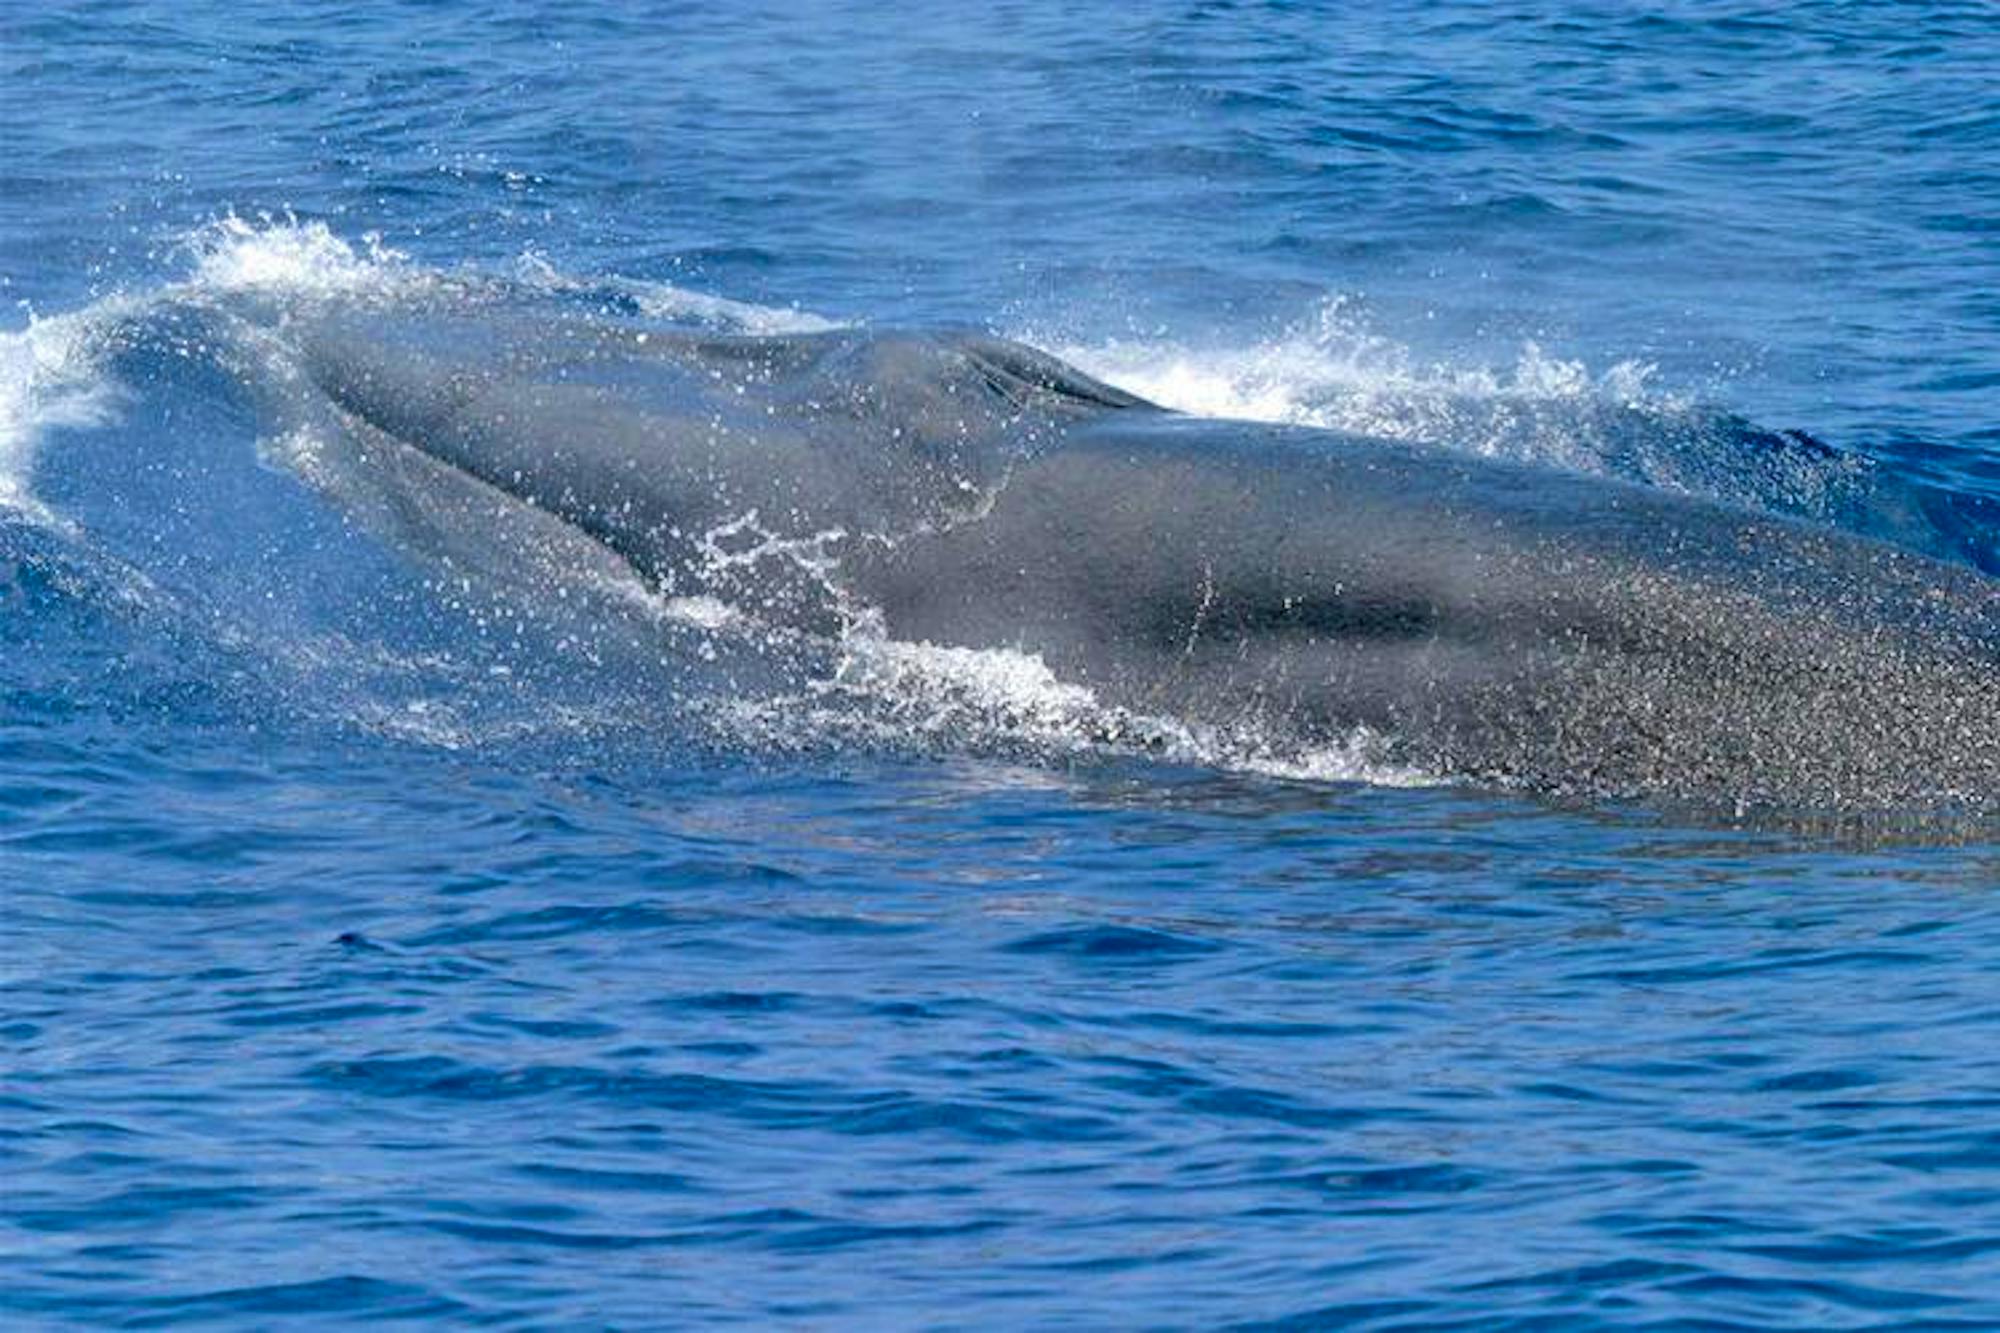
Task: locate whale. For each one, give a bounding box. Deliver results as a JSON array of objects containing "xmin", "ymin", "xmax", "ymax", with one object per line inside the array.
[{"xmin": 284, "ymin": 304, "xmax": 2000, "ymax": 820}]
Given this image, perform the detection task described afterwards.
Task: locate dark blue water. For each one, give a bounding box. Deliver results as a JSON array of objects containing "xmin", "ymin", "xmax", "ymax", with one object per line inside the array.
[{"xmin": 8, "ymin": 2, "xmax": 2000, "ymax": 1327}]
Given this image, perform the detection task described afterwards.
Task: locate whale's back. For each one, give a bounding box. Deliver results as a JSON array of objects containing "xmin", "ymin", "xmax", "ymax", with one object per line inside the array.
[{"xmin": 291, "ymin": 311, "xmax": 2000, "ymax": 820}]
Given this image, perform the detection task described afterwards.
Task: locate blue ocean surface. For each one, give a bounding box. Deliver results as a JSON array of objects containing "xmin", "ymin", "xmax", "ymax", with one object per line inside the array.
[{"xmin": 7, "ymin": 2, "xmax": 2000, "ymax": 1327}]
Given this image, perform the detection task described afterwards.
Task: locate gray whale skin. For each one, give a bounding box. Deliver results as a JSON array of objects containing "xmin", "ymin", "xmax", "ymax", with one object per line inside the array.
[{"xmin": 295, "ymin": 313, "xmax": 2000, "ymax": 821}]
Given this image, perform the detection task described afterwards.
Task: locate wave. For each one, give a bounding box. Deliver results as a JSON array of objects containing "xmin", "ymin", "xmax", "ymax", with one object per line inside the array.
[
  {"xmin": 1040, "ymin": 296, "xmax": 1666, "ymax": 446},
  {"xmin": 0, "ymin": 305, "xmax": 121, "ymax": 526}
]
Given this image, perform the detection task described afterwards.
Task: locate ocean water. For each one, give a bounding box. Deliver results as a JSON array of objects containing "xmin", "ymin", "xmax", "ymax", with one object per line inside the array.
[{"xmin": 8, "ymin": 2, "xmax": 2000, "ymax": 1327}]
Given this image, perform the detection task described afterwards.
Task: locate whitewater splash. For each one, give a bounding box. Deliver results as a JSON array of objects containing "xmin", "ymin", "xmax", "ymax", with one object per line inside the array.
[
  {"xmin": 182, "ymin": 215, "xmax": 421, "ymax": 299},
  {"xmin": 0, "ymin": 218, "xmax": 419, "ymax": 523},
  {"xmin": 0, "ymin": 308, "xmax": 120, "ymax": 523},
  {"xmin": 1042, "ymin": 297, "xmax": 1665, "ymax": 445},
  {"xmin": 812, "ymin": 615, "xmax": 1429, "ymax": 787}
]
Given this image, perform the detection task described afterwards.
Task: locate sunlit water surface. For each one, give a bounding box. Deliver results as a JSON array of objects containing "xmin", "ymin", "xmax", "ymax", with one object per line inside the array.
[{"xmin": 6, "ymin": 2, "xmax": 2000, "ymax": 1327}]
